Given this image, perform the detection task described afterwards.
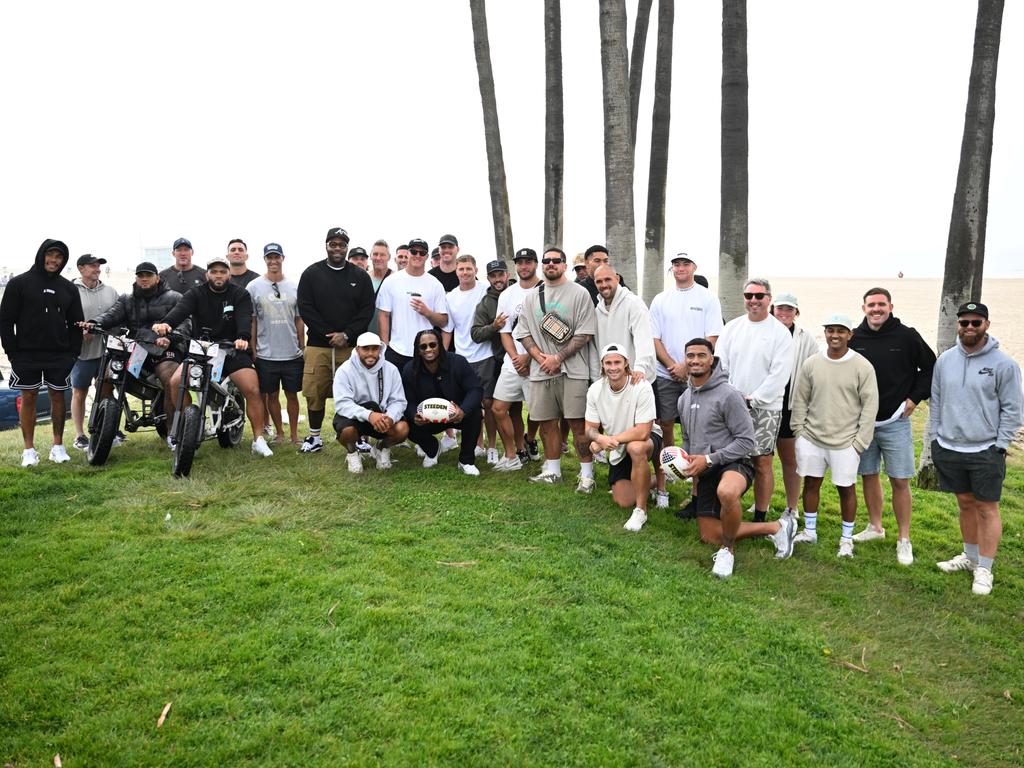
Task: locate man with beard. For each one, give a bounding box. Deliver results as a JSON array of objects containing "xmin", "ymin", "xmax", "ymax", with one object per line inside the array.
[
  {"xmin": 471, "ymin": 259, "xmax": 511, "ymax": 465},
  {"xmin": 159, "ymin": 237, "xmax": 206, "ymax": 293},
  {"xmin": 295, "ymin": 227, "xmax": 376, "ymax": 453},
  {"xmin": 226, "ymin": 239, "xmax": 259, "ymax": 288},
  {"xmin": 0, "ymin": 239, "xmax": 84, "ymax": 466},
  {"xmin": 153, "ymin": 256, "xmax": 274, "ymax": 457},
  {"xmin": 577, "ymin": 244, "xmax": 629, "ymax": 306}
]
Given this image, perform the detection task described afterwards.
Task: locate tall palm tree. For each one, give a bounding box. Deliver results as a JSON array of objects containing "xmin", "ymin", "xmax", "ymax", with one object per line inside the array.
[
  {"xmin": 718, "ymin": 0, "xmax": 748, "ymax": 322},
  {"xmin": 629, "ymin": 0, "xmax": 655, "ymax": 154},
  {"xmin": 544, "ymin": 0, "xmax": 564, "ymax": 249},
  {"xmin": 470, "ymin": 0, "xmax": 514, "ymax": 261},
  {"xmin": 642, "ymin": 0, "xmax": 674, "ymax": 304},
  {"xmin": 599, "ymin": 0, "xmax": 638, "ymax": 287},
  {"xmin": 936, "ymin": 0, "xmax": 1004, "ymax": 354}
]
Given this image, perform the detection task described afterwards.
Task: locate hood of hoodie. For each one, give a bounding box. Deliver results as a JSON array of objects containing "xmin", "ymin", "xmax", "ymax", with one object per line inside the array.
[
  {"xmin": 73, "ymin": 276, "xmax": 108, "ymax": 293},
  {"xmin": 854, "ymin": 314, "xmax": 903, "ymax": 336},
  {"xmin": 595, "ymin": 284, "xmax": 633, "ymax": 315},
  {"xmin": 955, "ymin": 334, "xmax": 1001, "ymax": 359},
  {"xmin": 354, "ymin": 346, "xmax": 388, "ymax": 375},
  {"xmin": 33, "ymin": 239, "xmax": 70, "ymax": 277},
  {"xmin": 688, "ymin": 357, "xmax": 729, "ymax": 392}
]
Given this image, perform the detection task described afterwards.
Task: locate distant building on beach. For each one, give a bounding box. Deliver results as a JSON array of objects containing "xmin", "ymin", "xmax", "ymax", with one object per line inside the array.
[{"xmin": 143, "ymin": 247, "xmax": 173, "ymax": 270}]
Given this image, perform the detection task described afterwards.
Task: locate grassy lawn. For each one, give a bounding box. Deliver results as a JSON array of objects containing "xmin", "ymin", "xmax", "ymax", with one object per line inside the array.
[{"xmin": 1, "ymin": 408, "xmax": 1021, "ymax": 767}]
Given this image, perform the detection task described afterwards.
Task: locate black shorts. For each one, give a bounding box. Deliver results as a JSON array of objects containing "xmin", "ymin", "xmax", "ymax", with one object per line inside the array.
[
  {"xmin": 333, "ymin": 414, "xmax": 388, "ymax": 440},
  {"xmin": 777, "ymin": 403, "xmax": 794, "ymax": 440},
  {"xmin": 221, "ymin": 350, "xmax": 256, "ymax": 379},
  {"xmin": 931, "ymin": 440, "xmax": 1007, "ymax": 502},
  {"xmin": 695, "ymin": 459, "xmax": 754, "ymax": 519},
  {"xmin": 8, "ymin": 354, "xmax": 75, "ymax": 391},
  {"xmin": 256, "ymin": 356, "xmax": 304, "ymax": 394},
  {"xmin": 384, "ymin": 346, "xmax": 413, "ymax": 374},
  {"xmin": 608, "ymin": 432, "xmax": 663, "ymax": 486}
]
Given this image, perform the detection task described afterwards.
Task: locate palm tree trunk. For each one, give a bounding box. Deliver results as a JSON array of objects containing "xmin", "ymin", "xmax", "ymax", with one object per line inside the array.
[
  {"xmin": 642, "ymin": 0, "xmax": 673, "ymax": 304},
  {"xmin": 629, "ymin": 0, "xmax": 654, "ymax": 154},
  {"xmin": 599, "ymin": 0, "xmax": 638, "ymax": 288},
  {"xmin": 470, "ymin": 0, "xmax": 514, "ymax": 262},
  {"xmin": 718, "ymin": 0, "xmax": 748, "ymax": 322},
  {"xmin": 543, "ymin": 0, "xmax": 564, "ymax": 249}
]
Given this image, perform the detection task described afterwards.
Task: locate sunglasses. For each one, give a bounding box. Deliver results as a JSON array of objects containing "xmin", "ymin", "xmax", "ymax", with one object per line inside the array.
[
  {"xmin": 418, "ymin": 341, "xmax": 439, "ymax": 351},
  {"xmin": 408, "ymin": 248, "xmax": 428, "ymax": 257},
  {"xmin": 541, "ymin": 258, "xmax": 564, "ymax": 265},
  {"xmin": 743, "ymin": 292, "xmax": 768, "ymax": 301},
  {"xmin": 958, "ymin": 318, "xmax": 984, "ymax": 328},
  {"xmin": 271, "ymin": 282, "xmax": 281, "ymax": 299}
]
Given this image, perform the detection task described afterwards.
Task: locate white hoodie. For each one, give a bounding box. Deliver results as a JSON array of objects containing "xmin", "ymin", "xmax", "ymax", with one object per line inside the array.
[
  {"xmin": 332, "ymin": 347, "xmax": 407, "ymax": 423},
  {"xmin": 593, "ymin": 285, "xmax": 657, "ymax": 382}
]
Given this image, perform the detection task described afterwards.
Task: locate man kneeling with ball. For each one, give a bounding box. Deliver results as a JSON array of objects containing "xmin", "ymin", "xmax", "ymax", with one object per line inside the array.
[
  {"xmin": 678, "ymin": 338, "xmax": 798, "ymax": 577},
  {"xmin": 584, "ymin": 343, "xmax": 662, "ymax": 532},
  {"xmin": 332, "ymin": 332, "xmax": 409, "ymax": 473}
]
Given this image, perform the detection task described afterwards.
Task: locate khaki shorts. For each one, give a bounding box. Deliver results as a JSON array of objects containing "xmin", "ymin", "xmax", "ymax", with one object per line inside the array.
[
  {"xmin": 493, "ymin": 361, "xmax": 530, "ymax": 403},
  {"xmin": 302, "ymin": 345, "xmax": 351, "ymax": 411},
  {"xmin": 527, "ymin": 375, "xmax": 589, "ymax": 421}
]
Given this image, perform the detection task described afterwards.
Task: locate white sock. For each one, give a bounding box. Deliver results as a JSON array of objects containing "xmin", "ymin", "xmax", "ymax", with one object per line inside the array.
[
  {"xmin": 804, "ymin": 511, "xmax": 817, "ymax": 534},
  {"xmin": 579, "ymin": 461, "xmax": 594, "ymax": 479},
  {"xmin": 841, "ymin": 520, "xmax": 855, "ymax": 540},
  {"xmin": 544, "ymin": 459, "xmax": 561, "ymax": 476}
]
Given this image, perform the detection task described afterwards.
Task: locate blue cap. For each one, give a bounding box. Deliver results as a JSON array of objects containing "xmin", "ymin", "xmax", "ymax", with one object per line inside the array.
[
  {"xmin": 173, "ymin": 237, "xmax": 192, "ymax": 250},
  {"xmin": 263, "ymin": 243, "xmax": 284, "ymax": 257}
]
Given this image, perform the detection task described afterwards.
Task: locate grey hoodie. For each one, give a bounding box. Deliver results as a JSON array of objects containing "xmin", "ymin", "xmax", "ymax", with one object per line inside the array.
[
  {"xmin": 929, "ymin": 334, "xmax": 1022, "ymax": 451},
  {"xmin": 677, "ymin": 359, "xmax": 755, "ymax": 466},
  {"xmin": 74, "ymin": 277, "xmax": 119, "ymax": 360},
  {"xmin": 592, "ymin": 285, "xmax": 657, "ymax": 382},
  {"xmin": 332, "ymin": 346, "xmax": 407, "ymax": 423}
]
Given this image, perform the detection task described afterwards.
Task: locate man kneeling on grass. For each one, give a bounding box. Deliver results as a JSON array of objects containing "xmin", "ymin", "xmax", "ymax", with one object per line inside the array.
[
  {"xmin": 584, "ymin": 343, "xmax": 663, "ymax": 532},
  {"xmin": 677, "ymin": 338, "xmax": 798, "ymax": 578},
  {"xmin": 332, "ymin": 332, "xmax": 409, "ymax": 473}
]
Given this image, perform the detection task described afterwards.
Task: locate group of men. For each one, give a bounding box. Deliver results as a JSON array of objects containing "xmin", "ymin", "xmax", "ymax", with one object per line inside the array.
[{"xmin": 2, "ymin": 235, "xmax": 1020, "ymax": 594}]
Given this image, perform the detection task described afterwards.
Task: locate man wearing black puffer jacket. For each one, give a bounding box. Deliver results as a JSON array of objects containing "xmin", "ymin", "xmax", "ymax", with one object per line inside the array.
[
  {"xmin": 0, "ymin": 239, "xmax": 84, "ymax": 467},
  {"xmin": 849, "ymin": 287, "xmax": 936, "ymax": 566}
]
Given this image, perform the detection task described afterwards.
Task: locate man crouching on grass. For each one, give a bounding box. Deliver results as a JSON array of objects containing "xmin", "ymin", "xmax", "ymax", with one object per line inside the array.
[
  {"xmin": 584, "ymin": 344, "xmax": 663, "ymax": 532},
  {"xmin": 677, "ymin": 338, "xmax": 798, "ymax": 578}
]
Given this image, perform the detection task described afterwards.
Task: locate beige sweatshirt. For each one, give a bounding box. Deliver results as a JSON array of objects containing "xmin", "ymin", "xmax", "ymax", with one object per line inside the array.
[{"xmin": 790, "ymin": 350, "xmax": 878, "ymax": 452}]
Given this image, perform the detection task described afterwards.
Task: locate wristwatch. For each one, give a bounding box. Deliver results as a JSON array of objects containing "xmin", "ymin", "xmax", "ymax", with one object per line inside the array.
[{"xmin": 705, "ymin": 454, "xmax": 713, "ymax": 467}]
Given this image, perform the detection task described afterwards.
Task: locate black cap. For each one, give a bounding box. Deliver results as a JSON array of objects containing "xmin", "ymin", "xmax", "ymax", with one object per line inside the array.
[
  {"xmin": 407, "ymin": 238, "xmax": 429, "ymax": 251},
  {"xmin": 173, "ymin": 238, "xmax": 192, "ymax": 251},
  {"xmin": 431, "ymin": 247, "xmax": 440, "ymax": 258},
  {"xmin": 396, "ymin": 243, "xmax": 410, "ymax": 251},
  {"xmin": 348, "ymin": 246, "xmax": 368, "ymax": 260},
  {"xmin": 513, "ymin": 248, "xmax": 537, "ymax": 262},
  {"xmin": 263, "ymin": 243, "xmax": 284, "ymax": 257},
  {"xmin": 135, "ymin": 261, "xmax": 158, "ymax": 275},
  {"xmin": 486, "ymin": 260, "xmax": 507, "ymax": 274},
  {"xmin": 956, "ymin": 301, "xmax": 989, "ymax": 319},
  {"xmin": 77, "ymin": 254, "xmax": 107, "ymax": 267},
  {"xmin": 325, "ymin": 227, "xmax": 350, "ymax": 243},
  {"xmin": 584, "ymin": 244, "xmax": 609, "ymax": 259},
  {"xmin": 438, "ymin": 234, "xmax": 459, "ymax": 247}
]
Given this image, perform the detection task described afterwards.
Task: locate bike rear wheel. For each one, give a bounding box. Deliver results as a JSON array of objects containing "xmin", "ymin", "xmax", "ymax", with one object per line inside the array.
[
  {"xmin": 172, "ymin": 405, "xmax": 202, "ymax": 478},
  {"xmin": 87, "ymin": 397, "xmax": 120, "ymax": 466}
]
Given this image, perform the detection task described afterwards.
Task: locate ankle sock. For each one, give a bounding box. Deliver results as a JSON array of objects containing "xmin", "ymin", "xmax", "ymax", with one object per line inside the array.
[
  {"xmin": 964, "ymin": 542, "xmax": 980, "ymax": 564},
  {"xmin": 841, "ymin": 520, "xmax": 855, "ymax": 540},
  {"xmin": 804, "ymin": 511, "xmax": 818, "ymax": 534},
  {"xmin": 579, "ymin": 461, "xmax": 594, "ymax": 479},
  {"xmin": 978, "ymin": 555, "xmax": 994, "ymax": 571},
  {"xmin": 544, "ymin": 459, "xmax": 561, "ymax": 476},
  {"xmin": 753, "ymin": 509, "xmax": 767, "ymax": 523}
]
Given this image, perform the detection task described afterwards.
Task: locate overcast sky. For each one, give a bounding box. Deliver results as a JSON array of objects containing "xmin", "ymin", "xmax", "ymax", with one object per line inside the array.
[{"xmin": 3, "ymin": 0, "xmax": 1021, "ymax": 288}]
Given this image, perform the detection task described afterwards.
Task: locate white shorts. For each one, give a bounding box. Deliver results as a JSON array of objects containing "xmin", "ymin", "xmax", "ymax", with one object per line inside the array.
[
  {"xmin": 492, "ymin": 361, "xmax": 530, "ymax": 403},
  {"xmin": 795, "ymin": 435, "xmax": 859, "ymax": 487}
]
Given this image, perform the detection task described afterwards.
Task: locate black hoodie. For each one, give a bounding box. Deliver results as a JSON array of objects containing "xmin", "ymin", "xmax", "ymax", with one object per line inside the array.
[
  {"xmin": 850, "ymin": 315, "xmax": 936, "ymax": 421},
  {"xmin": 296, "ymin": 259, "xmax": 375, "ymax": 348},
  {"xmin": 0, "ymin": 239, "xmax": 84, "ymax": 359},
  {"xmin": 160, "ymin": 280, "xmax": 252, "ymax": 343}
]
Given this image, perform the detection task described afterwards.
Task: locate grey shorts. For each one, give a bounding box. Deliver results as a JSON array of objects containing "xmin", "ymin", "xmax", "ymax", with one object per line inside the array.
[
  {"xmin": 750, "ymin": 406, "xmax": 782, "ymax": 456},
  {"xmin": 470, "ymin": 357, "xmax": 497, "ymax": 400},
  {"xmin": 493, "ymin": 361, "xmax": 530, "ymax": 403},
  {"xmin": 655, "ymin": 377, "xmax": 685, "ymax": 422},
  {"xmin": 527, "ymin": 376, "xmax": 589, "ymax": 420}
]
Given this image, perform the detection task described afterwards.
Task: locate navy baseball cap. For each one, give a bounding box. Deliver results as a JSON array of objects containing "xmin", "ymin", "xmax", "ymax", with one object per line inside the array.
[
  {"xmin": 438, "ymin": 234, "xmax": 459, "ymax": 246},
  {"xmin": 486, "ymin": 260, "xmax": 507, "ymax": 274},
  {"xmin": 173, "ymin": 237, "xmax": 192, "ymax": 250},
  {"xmin": 263, "ymin": 243, "xmax": 284, "ymax": 257}
]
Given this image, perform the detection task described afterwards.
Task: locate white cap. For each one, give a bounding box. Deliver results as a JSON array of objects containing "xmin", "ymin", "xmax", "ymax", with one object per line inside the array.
[
  {"xmin": 356, "ymin": 331, "xmax": 383, "ymax": 347},
  {"xmin": 599, "ymin": 343, "xmax": 629, "ymax": 362}
]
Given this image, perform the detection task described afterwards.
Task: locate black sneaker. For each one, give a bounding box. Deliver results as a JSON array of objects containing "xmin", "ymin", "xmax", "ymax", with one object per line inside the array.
[
  {"xmin": 517, "ymin": 449, "xmax": 530, "ymax": 465},
  {"xmin": 355, "ymin": 437, "xmax": 372, "ymax": 453},
  {"xmin": 675, "ymin": 498, "xmax": 698, "ymax": 520},
  {"xmin": 73, "ymin": 435, "xmax": 89, "ymax": 451},
  {"xmin": 526, "ymin": 439, "xmax": 541, "ymax": 462}
]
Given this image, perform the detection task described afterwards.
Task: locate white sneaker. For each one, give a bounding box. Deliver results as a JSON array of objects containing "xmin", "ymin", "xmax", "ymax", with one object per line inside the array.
[
  {"xmin": 300, "ymin": 434, "xmax": 323, "ymax": 453},
  {"xmin": 711, "ymin": 547, "xmax": 735, "ymax": 578},
  {"xmin": 937, "ymin": 552, "xmax": 976, "ymax": 573},
  {"xmin": 49, "ymin": 445, "xmax": 71, "ymax": 464},
  {"xmin": 771, "ymin": 515, "xmax": 798, "ymax": 559},
  {"xmin": 422, "ymin": 452, "xmax": 439, "ymax": 468},
  {"xmin": 21, "ymin": 448, "xmax": 40, "ymax": 467},
  {"xmin": 972, "ymin": 566, "xmax": 994, "ymax": 596},
  {"xmin": 459, "ymin": 462, "xmax": 480, "ymax": 477},
  {"xmin": 493, "ymin": 455, "xmax": 523, "ymax": 472},
  {"xmin": 654, "ymin": 490, "xmax": 670, "ymax": 509},
  {"xmin": 346, "ymin": 452, "xmax": 363, "ymax": 474},
  {"xmin": 415, "ymin": 444, "xmax": 425, "ymax": 458},
  {"xmin": 167, "ymin": 436, "xmax": 175, "ymax": 449},
  {"xmin": 794, "ymin": 529, "xmax": 818, "ymax": 545},
  {"xmin": 594, "ymin": 450, "xmax": 608, "ymax": 465},
  {"xmin": 837, "ymin": 538, "xmax": 855, "ymax": 558},
  {"xmin": 474, "ymin": 445, "xmax": 487, "ymax": 458},
  {"xmin": 486, "ymin": 447, "xmax": 500, "ymax": 465},
  {"xmin": 251, "ymin": 436, "xmax": 274, "ymax": 457},
  {"xmin": 896, "ymin": 539, "xmax": 914, "ymax": 566},
  {"xmin": 373, "ymin": 447, "xmax": 392, "ymax": 470},
  {"xmin": 438, "ymin": 435, "xmax": 458, "ymax": 454},
  {"xmin": 575, "ymin": 475, "xmax": 596, "ymax": 494},
  {"xmin": 529, "ymin": 471, "xmax": 562, "ymax": 484},
  {"xmin": 623, "ymin": 507, "xmax": 647, "ymax": 532},
  {"xmin": 852, "ymin": 525, "xmax": 886, "ymax": 542}
]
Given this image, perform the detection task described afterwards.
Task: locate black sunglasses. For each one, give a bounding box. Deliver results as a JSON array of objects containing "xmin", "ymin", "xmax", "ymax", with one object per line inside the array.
[
  {"xmin": 958, "ymin": 319, "xmax": 984, "ymax": 328},
  {"xmin": 271, "ymin": 282, "xmax": 281, "ymax": 299},
  {"xmin": 409, "ymin": 248, "xmax": 428, "ymax": 257},
  {"xmin": 541, "ymin": 258, "xmax": 564, "ymax": 265},
  {"xmin": 743, "ymin": 292, "xmax": 768, "ymax": 301},
  {"xmin": 418, "ymin": 341, "xmax": 439, "ymax": 350}
]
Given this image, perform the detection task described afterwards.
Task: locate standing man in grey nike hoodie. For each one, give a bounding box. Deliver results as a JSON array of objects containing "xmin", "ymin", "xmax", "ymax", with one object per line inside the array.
[{"xmin": 931, "ymin": 302, "xmax": 1022, "ymax": 597}]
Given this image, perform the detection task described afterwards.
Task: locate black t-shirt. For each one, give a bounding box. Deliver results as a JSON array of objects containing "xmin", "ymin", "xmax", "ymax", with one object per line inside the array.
[{"xmin": 428, "ymin": 266, "xmax": 460, "ymax": 293}]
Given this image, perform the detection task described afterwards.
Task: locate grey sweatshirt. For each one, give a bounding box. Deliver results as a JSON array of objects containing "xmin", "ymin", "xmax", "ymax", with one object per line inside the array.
[
  {"xmin": 74, "ymin": 278, "xmax": 119, "ymax": 360},
  {"xmin": 677, "ymin": 359, "xmax": 755, "ymax": 466},
  {"xmin": 929, "ymin": 334, "xmax": 1023, "ymax": 451},
  {"xmin": 592, "ymin": 285, "xmax": 657, "ymax": 382},
  {"xmin": 332, "ymin": 347, "xmax": 408, "ymax": 423}
]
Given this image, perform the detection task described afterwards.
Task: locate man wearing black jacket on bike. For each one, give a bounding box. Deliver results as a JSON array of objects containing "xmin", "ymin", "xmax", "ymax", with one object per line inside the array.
[{"xmin": 153, "ymin": 257, "xmax": 273, "ymax": 457}]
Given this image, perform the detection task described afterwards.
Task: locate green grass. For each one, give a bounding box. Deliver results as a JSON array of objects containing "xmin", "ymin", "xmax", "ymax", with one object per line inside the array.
[{"xmin": 1, "ymin": 409, "xmax": 1021, "ymax": 767}]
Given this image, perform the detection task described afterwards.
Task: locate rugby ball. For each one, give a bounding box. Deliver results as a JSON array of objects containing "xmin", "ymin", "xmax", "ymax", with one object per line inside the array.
[
  {"xmin": 417, "ymin": 397, "xmax": 456, "ymax": 424},
  {"xmin": 659, "ymin": 446, "xmax": 692, "ymax": 481}
]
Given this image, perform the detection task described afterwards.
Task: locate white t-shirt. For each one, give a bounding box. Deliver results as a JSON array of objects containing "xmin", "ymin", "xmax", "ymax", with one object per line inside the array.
[
  {"xmin": 496, "ymin": 280, "xmax": 537, "ymax": 367},
  {"xmin": 715, "ymin": 314, "xmax": 794, "ymax": 411},
  {"xmin": 585, "ymin": 377, "xmax": 662, "ymax": 465},
  {"xmin": 376, "ymin": 271, "xmax": 448, "ymax": 357},
  {"xmin": 649, "ymin": 283, "xmax": 724, "ymax": 379},
  {"xmin": 443, "ymin": 281, "xmax": 489, "ymax": 363}
]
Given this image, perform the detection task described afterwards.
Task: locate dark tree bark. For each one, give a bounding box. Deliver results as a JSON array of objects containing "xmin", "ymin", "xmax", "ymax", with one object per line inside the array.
[
  {"xmin": 629, "ymin": 0, "xmax": 654, "ymax": 154},
  {"xmin": 470, "ymin": 0, "xmax": 514, "ymax": 261},
  {"xmin": 642, "ymin": 0, "xmax": 673, "ymax": 304},
  {"xmin": 718, "ymin": 0, "xmax": 748, "ymax": 322},
  {"xmin": 599, "ymin": 0, "xmax": 638, "ymax": 288},
  {"xmin": 543, "ymin": 0, "xmax": 564, "ymax": 249}
]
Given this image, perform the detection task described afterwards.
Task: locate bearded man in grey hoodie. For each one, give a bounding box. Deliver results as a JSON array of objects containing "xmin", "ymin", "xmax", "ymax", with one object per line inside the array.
[{"xmin": 332, "ymin": 332, "xmax": 409, "ymax": 474}]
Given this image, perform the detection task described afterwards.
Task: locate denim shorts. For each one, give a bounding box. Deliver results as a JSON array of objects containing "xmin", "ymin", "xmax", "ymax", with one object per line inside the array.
[
  {"xmin": 70, "ymin": 357, "xmax": 102, "ymax": 389},
  {"xmin": 857, "ymin": 418, "xmax": 915, "ymax": 479}
]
